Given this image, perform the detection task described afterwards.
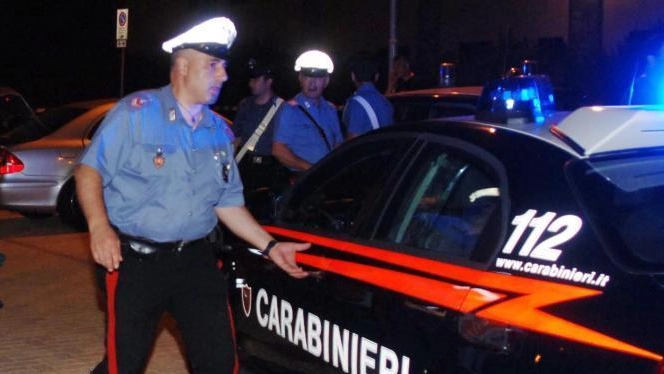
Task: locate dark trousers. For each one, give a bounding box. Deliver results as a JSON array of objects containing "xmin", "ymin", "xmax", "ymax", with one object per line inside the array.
[{"xmin": 91, "ymin": 240, "xmax": 238, "ymax": 374}]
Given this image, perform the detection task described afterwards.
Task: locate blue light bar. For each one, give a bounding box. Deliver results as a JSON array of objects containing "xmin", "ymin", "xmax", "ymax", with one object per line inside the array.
[{"xmin": 475, "ymin": 75, "xmax": 556, "ymax": 124}]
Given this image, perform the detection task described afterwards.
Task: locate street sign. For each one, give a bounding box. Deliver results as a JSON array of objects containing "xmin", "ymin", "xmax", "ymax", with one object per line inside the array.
[{"xmin": 116, "ymin": 8, "xmax": 129, "ymax": 48}]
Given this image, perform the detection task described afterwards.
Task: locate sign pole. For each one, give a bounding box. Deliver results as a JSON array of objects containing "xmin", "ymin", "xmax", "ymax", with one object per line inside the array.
[
  {"xmin": 120, "ymin": 48, "xmax": 126, "ymax": 98},
  {"xmin": 116, "ymin": 8, "xmax": 129, "ymax": 98}
]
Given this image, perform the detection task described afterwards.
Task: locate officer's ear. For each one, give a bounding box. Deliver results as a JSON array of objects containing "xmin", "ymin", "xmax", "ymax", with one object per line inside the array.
[{"xmin": 172, "ymin": 50, "xmax": 190, "ymax": 76}]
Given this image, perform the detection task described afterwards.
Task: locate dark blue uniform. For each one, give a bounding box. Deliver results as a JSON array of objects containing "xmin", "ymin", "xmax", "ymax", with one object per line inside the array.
[
  {"xmin": 342, "ymin": 83, "xmax": 394, "ymax": 136},
  {"xmin": 232, "ymin": 95, "xmax": 281, "ymax": 156}
]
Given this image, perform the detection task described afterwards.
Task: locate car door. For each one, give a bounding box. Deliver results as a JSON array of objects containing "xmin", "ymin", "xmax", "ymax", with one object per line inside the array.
[
  {"xmin": 362, "ymin": 136, "xmax": 509, "ymax": 373},
  {"xmin": 229, "ymin": 134, "xmax": 420, "ymax": 373},
  {"xmin": 231, "ymin": 129, "xmax": 511, "ymax": 373}
]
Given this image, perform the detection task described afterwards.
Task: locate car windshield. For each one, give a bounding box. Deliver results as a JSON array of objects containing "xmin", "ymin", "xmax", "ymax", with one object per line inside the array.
[
  {"xmin": 1, "ymin": 92, "xmax": 37, "ymax": 135},
  {"xmin": 567, "ymin": 152, "xmax": 664, "ymax": 274}
]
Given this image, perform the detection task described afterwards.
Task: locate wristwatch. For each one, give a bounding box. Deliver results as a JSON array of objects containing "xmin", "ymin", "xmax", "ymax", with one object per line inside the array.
[{"xmin": 262, "ymin": 240, "xmax": 278, "ymax": 258}]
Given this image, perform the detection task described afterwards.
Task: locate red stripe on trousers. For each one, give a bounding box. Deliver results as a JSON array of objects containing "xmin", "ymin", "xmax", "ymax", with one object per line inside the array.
[
  {"xmin": 106, "ymin": 271, "xmax": 119, "ymax": 374},
  {"xmin": 227, "ymin": 301, "xmax": 239, "ymax": 374}
]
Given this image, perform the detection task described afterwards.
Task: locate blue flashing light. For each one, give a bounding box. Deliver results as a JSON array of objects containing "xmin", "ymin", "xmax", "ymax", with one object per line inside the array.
[{"xmin": 475, "ymin": 75, "xmax": 556, "ymax": 125}]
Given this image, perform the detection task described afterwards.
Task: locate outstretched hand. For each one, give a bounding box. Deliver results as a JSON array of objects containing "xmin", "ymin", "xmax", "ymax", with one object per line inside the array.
[{"xmin": 267, "ymin": 241, "xmax": 311, "ymax": 279}]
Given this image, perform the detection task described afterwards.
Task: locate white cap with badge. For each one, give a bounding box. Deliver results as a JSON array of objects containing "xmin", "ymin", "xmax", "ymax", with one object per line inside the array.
[
  {"xmin": 162, "ymin": 17, "xmax": 237, "ymax": 59},
  {"xmin": 294, "ymin": 50, "xmax": 334, "ymax": 77}
]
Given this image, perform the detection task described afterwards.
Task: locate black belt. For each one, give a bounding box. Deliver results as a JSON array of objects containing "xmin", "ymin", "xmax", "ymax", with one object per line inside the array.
[{"xmin": 118, "ymin": 232, "xmax": 208, "ymax": 256}]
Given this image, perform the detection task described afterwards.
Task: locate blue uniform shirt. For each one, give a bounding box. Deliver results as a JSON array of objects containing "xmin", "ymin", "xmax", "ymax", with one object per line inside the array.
[
  {"xmin": 79, "ymin": 85, "xmax": 244, "ymax": 242},
  {"xmin": 273, "ymin": 93, "xmax": 342, "ymax": 165},
  {"xmin": 342, "ymin": 83, "xmax": 394, "ymax": 136}
]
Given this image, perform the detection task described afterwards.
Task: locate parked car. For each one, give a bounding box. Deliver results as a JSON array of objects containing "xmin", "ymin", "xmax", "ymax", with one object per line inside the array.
[
  {"xmin": 223, "ymin": 76, "xmax": 664, "ymax": 373},
  {"xmin": 0, "ymin": 99, "xmax": 234, "ymax": 228},
  {"xmin": 387, "ymin": 86, "xmax": 482, "ymax": 123},
  {"xmin": 0, "ymin": 99, "xmax": 115, "ymax": 227}
]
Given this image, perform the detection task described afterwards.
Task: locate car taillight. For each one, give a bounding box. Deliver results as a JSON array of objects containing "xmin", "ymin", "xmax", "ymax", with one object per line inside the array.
[{"xmin": 0, "ymin": 148, "xmax": 24, "ymax": 174}]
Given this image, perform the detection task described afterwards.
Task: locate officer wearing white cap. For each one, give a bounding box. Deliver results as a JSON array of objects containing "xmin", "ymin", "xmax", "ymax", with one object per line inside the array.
[
  {"xmin": 272, "ymin": 50, "xmax": 343, "ymax": 171},
  {"xmin": 76, "ymin": 16, "xmax": 310, "ymax": 374}
]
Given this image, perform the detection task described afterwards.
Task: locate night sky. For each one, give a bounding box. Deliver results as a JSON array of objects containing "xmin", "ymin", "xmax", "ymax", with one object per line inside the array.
[
  {"xmin": 2, "ymin": 0, "xmax": 399, "ymax": 109},
  {"xmin": 3, "ymin": 1, "xmax": 663, "ymax": 109}
]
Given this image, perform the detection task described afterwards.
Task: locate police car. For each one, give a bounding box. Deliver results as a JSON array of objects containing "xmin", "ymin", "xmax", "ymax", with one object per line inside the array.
[{"xmin": 225, "ymin": 74, "xmax": 664, "ymax": 373}]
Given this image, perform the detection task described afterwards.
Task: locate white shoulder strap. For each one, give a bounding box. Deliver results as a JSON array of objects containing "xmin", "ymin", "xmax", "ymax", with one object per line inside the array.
[
  {"xmin": 235, "ymin": 97, "xmax": 284, "ymax": 163},
  {"xmin": 352, "ymin": 95, "xmax": 379, "ymax": 130}
]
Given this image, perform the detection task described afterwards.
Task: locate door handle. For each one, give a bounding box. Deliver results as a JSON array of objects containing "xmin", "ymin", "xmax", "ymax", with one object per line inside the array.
[{"xmin": 404, "ymin": 300, "xmax": 448, "ymax": 318}]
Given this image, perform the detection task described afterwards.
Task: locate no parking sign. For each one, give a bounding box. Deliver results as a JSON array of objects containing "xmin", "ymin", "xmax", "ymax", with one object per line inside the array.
[{"xmin": 116, "ymin": 8, "xmax": 129, "ymax": 48}]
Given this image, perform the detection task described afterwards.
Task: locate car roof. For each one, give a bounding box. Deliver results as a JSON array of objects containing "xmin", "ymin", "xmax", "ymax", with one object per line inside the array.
[
  {"xmin": 387, "ymin": 86, "xmax": 482, "ymax": 99},
  {"xmin": 552, "ymin": 106, "xmax": 664, "ymax": 157},
  {"xmin": 381, "ymin": 104, "xmax": 664, "ymax": 159},
  {"xmin": 0, "ymin": 87, "xmax": 22, "ymax": 97},
  {"xmin": 53, "ymin": 98, "xmax": 116, "ymax": 111},
  {"xmin": 11, "ymin": 101, "xmax": 116, "ymax": 149}
]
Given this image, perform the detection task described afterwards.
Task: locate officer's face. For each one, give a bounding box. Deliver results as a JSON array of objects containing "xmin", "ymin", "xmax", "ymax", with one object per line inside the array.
[
  {"xmin": 299, "ymin": 74, "xmax": 329, "ymax": 100},
  {"xmin": 249, "ymin": 76, "xmax": 272, "ymax": 97},
  {"xmin": 183, "ymin": 51, "xmax": 229, "ymax": 105}
]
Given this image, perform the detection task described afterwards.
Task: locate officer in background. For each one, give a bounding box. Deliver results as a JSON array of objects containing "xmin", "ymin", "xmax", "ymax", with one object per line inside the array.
[
  {"xmin": 272, "ymin": 50, "xmax": 343, "ymax": 172},
  {"xmin": 233, "ymin": 58, "xmax": 283, "ymax": 162},
  {"xmin": 232, "ymin": 59, "xmax": 286, "ymax": 219},
  {"xmin": 343, "ymin": 57, "xmax": 394, "ymax": 139},
  {"xmin": 630, "ymin": 36, "xmax": 664, "ymax": 105},
  {"xmin": 385, "ymin": 55, "xmax": 416, "ymax": 94},
  {"xmin": 75, "ymin": 17, "xmax": 309, "ymax": 373}
]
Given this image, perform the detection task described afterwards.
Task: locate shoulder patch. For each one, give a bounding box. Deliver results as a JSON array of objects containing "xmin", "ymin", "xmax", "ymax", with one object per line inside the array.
[{"xmin": 128, "ymin": 92, "xmax": 154, "ymax": 109}]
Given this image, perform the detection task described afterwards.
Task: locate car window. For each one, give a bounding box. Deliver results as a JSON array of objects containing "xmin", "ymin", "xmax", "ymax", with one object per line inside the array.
[
  {"xmin": 375, "ymin": 141, "xmax": 504, "ymax": 262},
  {"xmin": 1, "ymin": 93, "xmax": 38, "ymax": 135},
  {"xmin": 567, "ymin": 153, "xmax": 664, "ymax": 273},
  {"xmin": 392, "ymin": 100, "xmax": 432, "ymax": 122},
  {"xmin": 87, "ymin": 116, "xmax": 106, "ymax": 140},
  {"xmin": 391, "ymin": 96, "xmax": 478, "ymax": 123},
  {"xmin": 279, "ymin": 137, "xmax": 414, "ymax": 235}
]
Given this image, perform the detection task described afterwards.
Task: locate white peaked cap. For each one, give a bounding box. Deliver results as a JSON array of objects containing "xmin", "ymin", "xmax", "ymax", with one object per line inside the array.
[
  {"xmin": 294, "ymin": 50, "xmax": 334, "ymax": 76},
  {"xmin": 162, "ymin": 17, "xmax": 237, "ymax": 58}
]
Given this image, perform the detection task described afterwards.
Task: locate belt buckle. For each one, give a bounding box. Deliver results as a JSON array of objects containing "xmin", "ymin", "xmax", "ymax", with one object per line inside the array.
[{"xmin": 128, "ymin": 240, "xmax": 158, "ymax": 255}]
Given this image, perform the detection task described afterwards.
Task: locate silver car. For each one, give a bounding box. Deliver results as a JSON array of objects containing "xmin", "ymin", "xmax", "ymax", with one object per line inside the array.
[{"xmin": 0, "ymin": 99, "xmax": 115, "ymax": 227}]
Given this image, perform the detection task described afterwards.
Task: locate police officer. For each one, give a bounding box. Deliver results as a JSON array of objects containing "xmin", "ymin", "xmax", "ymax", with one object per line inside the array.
[
  {"xmin": 233, "ymin": 59, "xmax": 283, "ymax": 161},
  {"xmin": 233, "ymin": 59, "xmax": 286, "ymax": 219},
  {"xmin": 272, "ymin": 50, "xmax": 343, "ymax": 172},
  {"xmin": 343, "ymin": 57, "xmax": 394, "ymax": 139},
  {"xmin": 75, "ymin": 17, "xmax": 309, "ymax": 374},
  {"xmin": 631, "ymin": 37, "xmax": 664, "ymax": 105},
  {"xmin": 385, "ymin": 55, "xmax": 416, "ymax": 94}
]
